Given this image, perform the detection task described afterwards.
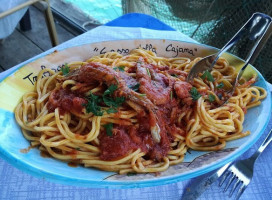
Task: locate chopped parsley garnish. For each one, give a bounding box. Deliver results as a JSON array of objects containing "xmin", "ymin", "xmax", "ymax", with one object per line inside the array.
[
  {"xmin": 201, "ymin": 70, "xmax": 214, "ymax": 82},
  {"xmin": 61, "ymin": 63, "xmax": 70, "ymax": 76},
  {"xmin": 84, "ymin": 93, "xmax": 104, "ymax": 116},
  {"xmin": 127, "ymin": 172, "xmax": 137, "ymax": 176},
  {"xmin": 216, "ymin": 82, "xmax": 224, "ymax": 88},
  {"xmin": 190, "ymin": 87, "xmax": 202, "ymax": 101},
  {"xmin": 146, "ymin": 68, "xmax": 151, "ymax": 77},
  {"xmin": 84, "ymin": 84, "xmax": 125, "ymax": 116},
  {"xmin": 103, "ymin": 85, "xmax": 125, "ymax": 108},
  {"xmin": 138, "ymin": 93, "xmax": 146, "ymax": 97},
  {"xmin": 208, "ymin": 94, "xmax": 216, "ymax": 102},
  {"xmin": 103, "ymin": 85, "xmax": 118, "ymax": 96},
  {"xmin": 113, "ymin": 66, "xmax": 125, "ymax": 72},
  {"xmin": 103, "ymin": 123, "xmax": 113, "ymax": 136},
  {"xmin": 106, "ymin": 107, "xmax": 118, "ymax": 114},
  {"xmin": 170, "ymin": 91, "xmax": 173, "ymax": 100},
  {"xmin": 171, "ymin": 74, "xmax": 179, "ymax": 78},
  {"xmin": 129, "ymin": 83, "xmax": 140, "ymax": 91}
]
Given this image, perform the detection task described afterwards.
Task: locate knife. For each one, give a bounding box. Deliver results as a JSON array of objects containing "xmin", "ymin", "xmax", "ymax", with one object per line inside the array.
[{"xmin": 182, "ymin": 162, "xmax": 231, "ymax": 200}]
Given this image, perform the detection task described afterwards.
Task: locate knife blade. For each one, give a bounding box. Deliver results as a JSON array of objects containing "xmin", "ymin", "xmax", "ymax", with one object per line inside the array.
[{"xmin": 182, "ymin": 162, "xmax": 231, "ymax": 200}]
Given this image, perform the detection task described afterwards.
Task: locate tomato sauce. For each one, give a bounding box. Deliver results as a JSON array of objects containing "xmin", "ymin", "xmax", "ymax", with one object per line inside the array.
[
  {"xmin": 48, "ymin": 88, "xmax": 87, "ymax": 114},
  {"xmin": 50, "ymin": 62, "xmax": 194, "ymax": 162},
  {"xmin": 99, "ymin": 127, "xmax": 137, "ymax": 161},
  {"xmin": 67, "ymin": 149, "xmax": 78, "ymax": 159},
  {"xmin": 98, "ymin": 95, "xmax": 192, "ymax": 161}
]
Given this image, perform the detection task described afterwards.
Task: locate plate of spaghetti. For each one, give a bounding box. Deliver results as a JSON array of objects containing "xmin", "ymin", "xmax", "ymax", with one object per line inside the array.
[{"xmin": 0, "ymin": 39, "xmax": 271, "ymax": 188}]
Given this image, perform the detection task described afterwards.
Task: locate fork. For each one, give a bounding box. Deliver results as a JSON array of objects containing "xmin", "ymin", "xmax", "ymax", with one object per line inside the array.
[
  {"xmin": 186, "ymin": 13, "xmax": 272, "ymax": 106},
  {"xmin": 219, "ymin": 127, "xmax": 272, "ymax": 199}
]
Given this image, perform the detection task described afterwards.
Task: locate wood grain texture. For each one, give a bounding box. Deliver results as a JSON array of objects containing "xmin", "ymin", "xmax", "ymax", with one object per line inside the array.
[
  {"xmin": 19, "ymin": 6, "xmax": 75, "ymax": 51},
  {"xmin": 0, "ymin": 30, "xmax": 42, "ymax": 70}
]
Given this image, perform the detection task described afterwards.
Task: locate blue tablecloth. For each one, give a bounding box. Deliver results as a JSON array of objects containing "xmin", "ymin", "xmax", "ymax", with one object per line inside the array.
[{"xmin": 0, "ymin": 13, "xmax": 271, "ymax": 200}]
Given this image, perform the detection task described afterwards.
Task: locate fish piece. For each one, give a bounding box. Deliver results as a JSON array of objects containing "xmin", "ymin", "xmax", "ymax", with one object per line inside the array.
[
  {"xmin": 136, "ymin": 62, "xmax": 172, "ymax": 105},
  {"xmin": 174, "ymin": 81, "xmax": 192, "ymax": 99},
  {"xmin": 66, "ymin": 62, "xmax": 162, "ymax": 143}
]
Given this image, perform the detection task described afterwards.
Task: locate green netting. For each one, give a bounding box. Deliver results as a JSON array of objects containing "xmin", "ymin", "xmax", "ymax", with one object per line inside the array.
[{"xmin": 122, "ymin": 0, "xmax": 272, "ymax": 83}]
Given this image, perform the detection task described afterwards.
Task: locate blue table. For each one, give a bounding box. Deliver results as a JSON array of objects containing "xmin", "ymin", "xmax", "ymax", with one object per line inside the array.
[{"xmin": 0, "ymin": 13, "xmax": 271, "ymax": 200}]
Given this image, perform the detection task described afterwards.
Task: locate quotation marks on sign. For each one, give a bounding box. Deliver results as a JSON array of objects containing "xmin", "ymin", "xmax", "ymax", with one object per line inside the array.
[
  {"xmin": 92, "ymin": 43, "xmax": 158, "ymax": 55},
  {"xmin": 93, "ymin": 47, "xmax": 130, "ymax": 55}
]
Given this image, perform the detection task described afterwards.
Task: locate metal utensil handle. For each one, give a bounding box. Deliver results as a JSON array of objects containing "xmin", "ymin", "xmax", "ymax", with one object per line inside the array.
[
  {"xmin": 210, "ymin": 12, "xmax": 272, "ymax": 70},
  {"xmin": 237, "ymin": 13, "xmax": 272, "ymax": 79},
  {"xmin": 258, "ymin": 128, "xmax": 272, "ymax": 154},
  {"xmin": 249, "ymin": 127, "xmax": 272, "ymax": 162}
]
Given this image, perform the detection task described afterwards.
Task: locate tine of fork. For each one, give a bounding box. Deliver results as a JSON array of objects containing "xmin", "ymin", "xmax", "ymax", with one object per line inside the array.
[
  {"xmin": 235, "ymin": 184, "xmax": 246, "ymax": 200},
  {"xmin": 219, "ymin": 170, "xmax": 230, "ymax": 187},
  {"xmin": 229, "ymin": 178, "xmax": 240, "ymax": 197},
  {"xmin": 224, "ymin": 172, "xmax": 236, "ymax": 192}
]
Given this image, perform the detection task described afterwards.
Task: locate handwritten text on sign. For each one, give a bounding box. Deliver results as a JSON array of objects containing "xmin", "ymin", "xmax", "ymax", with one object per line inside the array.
[
  {"xmin": 92, "ymin": 43, "xmax": 197, "ymax": 57},
  {"xmin": 165, "ymin": 44, "xmax": 197, "ymax": 57},
  {"xmin": 23, "ymin": 65, "xmax": 63, "ymax": 85},
  {"xmin": 22, "ymin": 43, "xmax": 198, "ymax": 84}
]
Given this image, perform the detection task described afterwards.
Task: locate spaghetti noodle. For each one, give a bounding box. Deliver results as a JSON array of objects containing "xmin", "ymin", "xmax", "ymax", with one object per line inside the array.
[{"xmin": 15, "ymin": 49, "xmax": 267, "ymax": 174}]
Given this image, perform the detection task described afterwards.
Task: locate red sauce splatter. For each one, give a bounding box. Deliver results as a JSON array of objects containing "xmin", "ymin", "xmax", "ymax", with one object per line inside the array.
[
  {"xmin": 67, "ymin": 149, "xmax": 78, "ymax": 159},
  {"xmin": 20, "ymin": 146, "xmax": 33, "ymax": 153},
  {"xmin": 68, "ymin": 162, "xmax": 78, "ymax": 167},
  {"xmin": 242, "ymin": 107, "xmax": 247, "ymax": 114}
]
